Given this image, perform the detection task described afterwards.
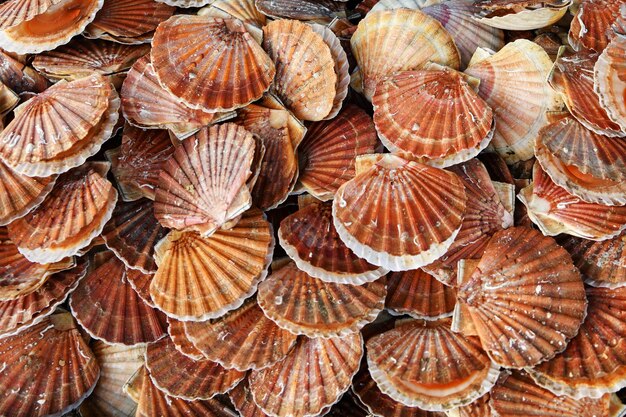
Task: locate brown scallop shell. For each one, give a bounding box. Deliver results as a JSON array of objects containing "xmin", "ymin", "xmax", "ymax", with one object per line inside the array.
[
  {"xmin": 569, "ymin": 0, "xmax": 625, "ymax": 52},
  {"xmin": 373, "ymin": 67, "xmax": 494, "ymax": 167},
  {"xmin": 248, "ymin": 333, "xmax": 363, "ymax": 417},
  {"xmin": 0, "ymin": 74, "xmax": 119, "ymax": 177},
  {"xmin": 446, "ymin": 394, "xmax": 492, "ymax": 417},
  {"xmin": 151, "ymin": 15, "xmax": 275, "ymax": 112},
  {"xmin": 229, "ymin": 379, "xmax": 270, "ymax": 417},
  {"xmin": 0, "ymin": 161, "xmax": 56, "ymax": 226},
  {"xmin": 494, "ymin": 371, "xmax": 619, "ymax": 416},
  {"xmin": 0, "ymin": 259, "xmax": 86, "ymax": 338},
  {"xmin": 595, "ymin": 35, "xmax": 626, "ymax": 132},
  {"xmin": 102, "ymin": 198, "xmax": 168, "ymax": 274},
  {"xmin": 548, "ymin": 47, "xmax": 623, "ymax": 137},
  {"xmin": 529, "ymin": 285, "xmax": 626, "ymax": 399},
  {"xmin": 297, "ymin": 104, "xmax": 378, "ymax": 201},
  {"xmin": 456, "ymin": 226, "xmax": 587, "ymax": 368},
  {"xmin": 257, "ymin": 261, "xmax": 387, "ymax": 338},
  {"xmin": 333, "ymin": 154, "xmax": 467, "ymax": 271},
  {"xmin": 150, "ymin": 208, "xmax": 273, "ymax": 321},
  {"xmin": 154, "ymin": 123, "xmax": 255, "ymax": 236},
  {"xmin": 166, "ymin": 317, "xmax": 204, "ymax": 361},
  {"xmin": 0, "ymin": 0, "xmax": 104, "ymax": 54},
  {"xmin": 184, "ymin": 299, "xmax": 297, "ymax": 371},
  {"xmin": 366, "ymin": 319, "xmax": 499, "ymax": 411},
  {"xmin": 386, "ymin": 269, "xmax": 456, "ymax": 320},
  {"xmin": 518, "ymin": 163, "xmax": 626, "ymax": 240},
  {"xmin": 7, "ymin": 162, "xmax": 117, "ymax": 264},
  {"xmin": 80, "ymin": 342, "xmax": 144, "ymax": 417},
  {"xmin": 535, "ymin": 115, "xmax": 626, "ymax": 206},
  {"xmin": 0, "ymin": 49, "xmax": 49, "ymax": 93},
  {"xmin": 0, "ymin": 0, "xmax": 64, "ymax": 29},
  {"xmin": 278, "ymin": 200, "xmax": 386, "ymax": 284},
  {"xmin": 464, "ymin": 39, "xmax": 562, "ymax": 162},
  {"xmin": 472, "ymin": 0, "xmax": 571, "ymax": 31},
  {"xmin": 255, "ymin": 0, "xmax": 346, "ymax": 21},
  {"xmin": 198, "ymin": 0, "xmax": 266, "ymax": 44},
  {"xmin": 84, "ymin": 0, "xmax": 174, "ymax": 44},
  {"xmin": 0, "ymin": 312, "xmax": 100, "ymax": 417},
  {"xmin": 262, "ymin": 19, "xmax": 336, "ymax": 121},
  {"xmin": 69, "ymin": 254, "xmax": 167, "ymax": 346},
  {"xmin": 350, "ymin": 9, "xmax": 460, "ymax": 101},
  {"xmin": 145, "ymin": 336, "xmax": 244, "ymax": 400}
]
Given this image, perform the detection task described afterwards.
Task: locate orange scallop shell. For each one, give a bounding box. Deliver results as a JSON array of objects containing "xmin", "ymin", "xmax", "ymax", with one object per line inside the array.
[
  {"xmin": 229, "ymin": 379, "xmax": 270, "ymax": 417},
  {"xmin": 350, "ymin": 9, "xmax": 460, "ymax": 101},
  {"xmin": 154, "ymin": 123, "xmax": 255, "ymax": 236},
  {"xmin": 386, "ymin": 269, "xmax": 456, "ymax": 320},
  {"xmin": 184, "ymin": 299, "xmax": 297, "ymax": 371},
  {"xmin": 0, "ymin": 0, "xmax": 64, "ymax": 29},
  {"xmin": 518, "ymin": 163, "xmax": 626, "ymax": 240},
  {"xmin": 7, "ymin": 162, "xmax": 117, "ymax": 264},
  {"xmin": 145, "ymin": 336, "xmax": 244, "ymax": 400},
  {"xmin": 446, "ymin": 394, "xmax": 492, "ymax": 417},
  {"xmin": 472, "ymin": 0, "xmax": 571, "ymax": 31},
  {"xmin": 456, "ymin": 226, "xmax": 587, "ymax": 368},
  {"xmin": 594, "ymin": 35, "xmax": 626, "ymax": 132},
  {"xmin": 366, "ymin": 319, "xmax": 499, "ymax": 411},
  {"xmin": 262, "ymin": 19, "xmax": 336, "ymax": 121},
  {"xmin": 102, "ymin": 198, "xmax": 168, "ymax": 274},
  {"xmin": 569, "ymin": 0, "xmax": 626, "ymax": 52},
  {"xmin": 198, "ymin": 0, "xmax": 266, "ymax": 44},
  {"xmin": 69, "ymin": 254, "xmax": 167, "ymax": 346},
  {"xmin": 373, "ymin": 68, "xmax": 494, "ymax": 167},
  {"xmin": 464, "ymin": 39, "xmax": 562, "ymax": 162},
  {"xmin": 248, "ymin": 333, "xmax": 363, "ymax": 417},
  {"xmin": 257, "ymin": 261, "xmax": 387, "ymax": 338},
  {"xmin": 151, "ymin": 15, "xmax": 275, "ymax": 112},
  {"xmin": 166, "ymin": 317, "xmax": 204, "ymax": 361},
  {"xmin": 151, "ymin": 208, "xmax": 274, "ymax": 321},
  {"xmin": 0, "ymin": 312, "xmax": 100, "ymax": 417},
  {"xmin": 333, "ymin": 154, "xmax": 466, "ymax": 271},
  {"xmin": 297, "ymin": 104, "xmax": 378, "ymax": 201}
]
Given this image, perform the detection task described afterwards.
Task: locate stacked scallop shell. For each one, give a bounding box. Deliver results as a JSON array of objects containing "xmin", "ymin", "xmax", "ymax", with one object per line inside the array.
[{"xmin": 0, "ymin": 0, "xmax": 626, "ymax": 416}]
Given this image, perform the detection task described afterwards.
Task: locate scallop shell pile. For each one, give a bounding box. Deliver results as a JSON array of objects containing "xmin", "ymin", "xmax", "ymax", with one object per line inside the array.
[{"xmin": 1, "ymin": 0, "xmax": 626, "ymax": 416}]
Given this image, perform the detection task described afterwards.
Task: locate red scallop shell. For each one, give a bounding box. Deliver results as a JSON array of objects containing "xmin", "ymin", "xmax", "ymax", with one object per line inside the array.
[
  {"xmin": 569, "ymin": 0, "xmax": 626, "ymax": 52},
  {"xmin": 386, "ymin": 269, "xmax": 456, "ymax": 320}
]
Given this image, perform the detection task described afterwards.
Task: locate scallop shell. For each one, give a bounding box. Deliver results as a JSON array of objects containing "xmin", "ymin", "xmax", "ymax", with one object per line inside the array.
[
  {"xmin": 529, "ymin": 285, "xmax": 626, "ymax": 399},
  {"xmin": 366, "ymin": 319, "xmax": 499, "ymax": 411},
  {"xmin": 535, "ymin": 114, "xmax": 626, "ymax": 206},
  {"xmin": 0, "ymin": 49, "xmax": 49, "ymax": 93},
  {"xmin": 145, "ymin": 336, "xmax": 245, "ymax": 400},
  {"xmin": 0, "ymin": 312, "xmax": 100, "ymax": 417},
  {"xmin": 0, "ymin": 0, "xmax": 64, "ymax": 29},
  {"xmin": 0, "ymin": 73, "xmax": 119, "ymax": 177},
  {"xmin": 278, "ymin": 200, "xmax": 386, "ymax": 284},
  {"xmin": 473, "ymin": 0, "xmax": 571, "ymax": 30},
  {"xmin": 150, "ymin": 208, "xmax": 273, "ymax": 321},
  {"xmin": 102, "ymin": 198, "xmax": 168, "ymax": 274},
  {"xmin": 167, "ymin": 317, "xmax": 204, "ymax": 361},
  {"xmin": 154, "ymin": 123, "xmax": 255, "ymax": 236},
  {"xmin": 154, "ymin": 0, "xmax": 211, "ymax": 7},
  {"xmin": 595, "ymin": 35, "xmax": 626, "ymax": 132},
  {"xmin": 248, "ymin": 333, "xmax": 363, "ymax": 417},
  {"xmin": 229, "ymin": 379, "xmax": 270, "ymax": 417},
  {"xmin": 80, "ymin": 342, "xmax": 144, "ymax": 417},
  {"xmin": 569, "ymin": 0, "xmax": 625, "ymax": 52},
  {"xmin": 493, "ymin": 371, "xmax": 618, "ymax": 416},
  {"xmin": 445, "ymin": 394, "xmax": 492, "ymax": 417},
  {"xmin": 373, "ymin": 68, "xmax": 494, "ymax": 167},
  {"xmin": 548, "ymin": 47, "xmax": 624, "ymax": 137},
  {"xmin": 386, "ymin": 269, "xmax": 456, "ymax": 320},
  {"xmin": 297, "ymin": 104, "xmax": 378, "ymax": 201},
  {"xmin": 464, "ymin": 39, "xmax": 562, "ymax": 162},
  {"xmin": 198, "ymin": 0, "xmax": 266, "ymax": 44},
  {"xmin": 0, "ymin": 259, "xmax": 86, "ymax": 338},
  {"xmin": 456, "ymin": 226, "xmax": 587, "ymax": 368},
  {"xmin": 350, "ymin": 9, "xmax": 460, "ymax": 101},
  {"xmin": 7, "ymin": 162, "xmax": 117, "ymax": 264},
  {"xmin": 518, "ymin": 162, "xmax": 626, "ymax": 240},
  {"xmin": 262, "ymin": 19, "xmax": 336, "ymax": 121},
  {"xmin": 257, "ymin": 261, "xmax": 387, "ymax": 338},
  {"xmin": 151, "ymin": 14, "xmax": 275, "ymax": 112},
  {"xmin": 0, "ymin": 0, "xmax": 104, "ymax": 54},
  {"xmin": 69, "ymin": 254, "xmax": 168, "ymax": 346},
  {"xmin": 0, "ymin": 161, "xmax": 56, "ymax": 226},
  {"xmin": 184, "ymin": 299, "xmax": 297, "ymax": 371},
  {"xmin": 424, "ymin": 159, "xmax": 513, "ymax": 285},
  {"xmin": 32, "ymin": 38, "xmax": 150, "ymax": 81},
  {"xmin": 84, "ymin": 0, "xmax": 174, "ymax": 44},
  {"xmin": 255, "ymin": 0, "xmax": 346, "ymax": 21},
  {"xmin": 333, "ymin": 154, "xmax": 466, "ymax": 271},
  {"xmin": 0, "ymin": 81, "xmax": 18, "ymax": 117}
]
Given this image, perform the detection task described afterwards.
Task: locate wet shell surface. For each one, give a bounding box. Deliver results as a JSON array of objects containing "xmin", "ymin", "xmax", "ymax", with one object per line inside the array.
[
  {"xmin": 7, "ymin": 162, "xmax": 117, "ymax": 264},
  {"xmin": 456, "ymin": 226, "xmax": 587, "ymax": 368},
  {"xmin": 150, "ymin": 208, "xmax": 273, "ymax": 321},
  {"xmin": 257, "ymin": 261, "xmax": 387, "ymax": 338},
  {"xmin": 366, "ymin": 319, "xmax": 499, "ymax": 411},
  {"xmin": 151, "ymin": 14, "xmax": 275, "ymax": 112},
  {"xmin": 569, "ymin": 0, "xmax": 626, "ymax": 52},
  {"xmin": 248, "ymin": 333, "xmax": 363, "ymax": 417},
  {"xmin": 333, "ymin": 154, "xmax": 467, "ymax": 271},
  {"xmin": 184, "ymin": 299, "xmax": 298, "ymax": 371},
  {"xmin": 0, "ymin": 313, "xmax": 100, "ymax": 417},
  {"xmin": 595, "ymin": 35, "xmax": 626, "ymax": 132}
]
